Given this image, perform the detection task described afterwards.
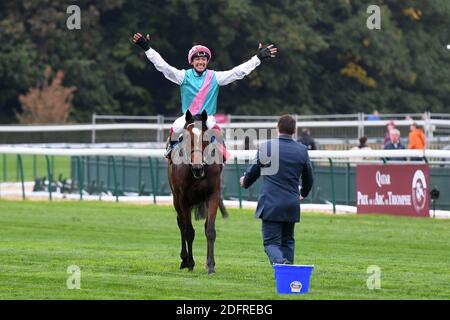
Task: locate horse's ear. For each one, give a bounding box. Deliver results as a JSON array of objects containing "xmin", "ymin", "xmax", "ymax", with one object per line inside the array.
[
  {"xmin": 185, "ymin": 110, "xmax": 193, "ymax": 123},
  {"xmin": 201, "ymin": 110, "xmax": 208, "ymax": 123}
]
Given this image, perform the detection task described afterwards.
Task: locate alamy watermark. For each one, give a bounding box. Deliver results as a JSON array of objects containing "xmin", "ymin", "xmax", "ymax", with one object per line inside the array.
[
  {"xmin": 366, "ymin": 265, "xmax": 381, "ymax": 290},
  {"xmin": 170, "ymin": 124, "xmax": 281, "ymax": 175},
  {"xmin": 67, "ymin": 265, "xmax": 81, "ymax": 289},
  {"xmin": 66, "ymin": 5, "xmax": 81, "ymax": 30},
  {"xmin": 367, "ymin": 5, "xmax": 381, "ymax": 30}
]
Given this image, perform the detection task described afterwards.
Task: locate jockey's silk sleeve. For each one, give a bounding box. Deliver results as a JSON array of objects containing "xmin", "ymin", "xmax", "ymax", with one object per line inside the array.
[
  {"xmin": 215, "ymin": 56, "xmax": 261, "ymax": 86},
  {"xmin": 145, "ymin": 48, "xmax": 186, "ymax": 85}
]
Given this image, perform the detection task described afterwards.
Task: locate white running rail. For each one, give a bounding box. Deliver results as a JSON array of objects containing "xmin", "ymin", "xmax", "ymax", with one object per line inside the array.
[
  {"xmin": 0, "ymin": 119, "xmax": 448, "ymax": 132},
  {"xmin": 1, "ymin": 146, "xmax": 450, "ymax": 160}
]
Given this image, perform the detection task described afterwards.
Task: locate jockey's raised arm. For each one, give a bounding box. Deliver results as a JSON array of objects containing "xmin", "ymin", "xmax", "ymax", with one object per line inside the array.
[
  {"xmin": 145, "ymin": 48, "xmax": 185, "ymax": 85},
  {"xmin": 133, "ymin": 33, "xmax": 185, "ymax": 85},
  {"xmin": 215, "ymin": 43, "xmax": 278, "ymax": 86},
  {"xmin": 215, "ymin": 55, "xmax": 261, "ymax": 86}
]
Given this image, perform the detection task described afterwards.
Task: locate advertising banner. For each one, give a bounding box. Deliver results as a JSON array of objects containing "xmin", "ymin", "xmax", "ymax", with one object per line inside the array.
[{"xmin": 356, "ymin": 164, "xmax": 430, "ymax": 217}]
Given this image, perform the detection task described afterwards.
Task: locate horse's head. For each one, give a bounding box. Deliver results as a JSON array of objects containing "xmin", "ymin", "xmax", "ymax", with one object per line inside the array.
[{"xmin": 184, "ymin": 110, "xmax": 209, "ymax": 179}]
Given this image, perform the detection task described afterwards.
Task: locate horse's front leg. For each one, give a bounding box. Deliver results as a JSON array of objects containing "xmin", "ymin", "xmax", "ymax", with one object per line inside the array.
[
  {"xmin": 205, "ymin": 192, "xmax": 219, "ymax": 275},
  {"xmin": 173, "ymin": 194, "xmax": 188, "ymax": 269},
  {"xmin": 177, "ymin": 214, "xmax": 189, "ymax": 269},
  {"xmin": 180, "ymin": 199, "xmax": 195, "ymax": 271}
]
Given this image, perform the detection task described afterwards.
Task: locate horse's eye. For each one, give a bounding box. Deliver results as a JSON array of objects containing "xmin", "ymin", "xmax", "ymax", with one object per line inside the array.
[
  {"xmin": 210, "ymin": 136, "xmax": 216, "ymax": 143},
  {"xmin": 178, "ymin": 135, "xmax": 184, "ymax": 143}
]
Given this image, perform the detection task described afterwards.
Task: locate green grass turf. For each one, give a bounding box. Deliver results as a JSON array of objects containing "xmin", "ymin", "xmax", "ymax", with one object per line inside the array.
[
  {"xmin": 0, "ymin": 200, "xmax": 449, "ymax": 300},
  {"xmin": 0, "ymin": 155, "xmax": 71, "ymax": 182}
]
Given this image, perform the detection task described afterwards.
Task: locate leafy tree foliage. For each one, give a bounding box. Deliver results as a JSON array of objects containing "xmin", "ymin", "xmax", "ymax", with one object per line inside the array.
[{"xmin": 0, "ymin": 0, "xmax": 448, "ymax": 123}]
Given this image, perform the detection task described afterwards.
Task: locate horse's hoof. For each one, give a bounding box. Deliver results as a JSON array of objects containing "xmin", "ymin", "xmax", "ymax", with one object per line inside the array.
[
  {"xmin": 180, "ymin": 261, "xmax": 188, "ymax": 269},
  {"xmin": 188, "ymin": 267, "xmax": 194, "ymax": 272},
  {"xmin": 208, "ymin": 269, "xmax": 215, "ymax": 275}
]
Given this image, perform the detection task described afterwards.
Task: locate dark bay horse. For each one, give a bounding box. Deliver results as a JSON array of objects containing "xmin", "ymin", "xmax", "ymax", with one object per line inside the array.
[{"xmin": 168, "ymin": 110, "xmax": 223, "ymax": 275}]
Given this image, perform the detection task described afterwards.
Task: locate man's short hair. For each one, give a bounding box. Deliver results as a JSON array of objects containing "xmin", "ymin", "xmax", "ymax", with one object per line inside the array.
[
  {"xmin": 390, "ymin": 128, "xmax": 400, "ymax": 136},
  {"xmin": 278, "ymin": 115, "xmax": 296, "ymax": 135}
]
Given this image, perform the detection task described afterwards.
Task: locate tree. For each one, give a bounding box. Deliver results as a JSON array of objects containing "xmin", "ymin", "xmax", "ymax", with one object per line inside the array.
[
  {"xmin": 17, "ymin": 66, "xmax": 76, "ymax": 124},
  {"xmin": 0, "ymin": 0, "xmax": 449, "ymax": 123}
]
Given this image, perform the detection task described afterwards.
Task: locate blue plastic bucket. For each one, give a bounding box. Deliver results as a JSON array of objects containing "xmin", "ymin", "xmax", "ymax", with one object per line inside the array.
[{"xmin": 273, "ymin": 264, "xmax": 314, "ymax": 294}]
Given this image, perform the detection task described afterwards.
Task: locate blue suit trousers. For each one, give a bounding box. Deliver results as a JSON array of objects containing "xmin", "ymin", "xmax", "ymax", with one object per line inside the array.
[{"xmin": 262, "ymin": 220, "xmax": 296, "ymax": 264}]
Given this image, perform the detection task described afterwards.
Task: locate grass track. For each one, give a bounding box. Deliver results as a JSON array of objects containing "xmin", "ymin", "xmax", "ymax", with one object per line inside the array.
[{"xmin": 0, "ymin": 200, "xmax": 449, "ymax": 299}]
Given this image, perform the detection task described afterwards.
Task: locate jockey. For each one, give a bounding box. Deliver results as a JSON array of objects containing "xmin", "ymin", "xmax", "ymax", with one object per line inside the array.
[{"xmin": 132, "ymin": 33, "xmax": 277, "ymax": 158}]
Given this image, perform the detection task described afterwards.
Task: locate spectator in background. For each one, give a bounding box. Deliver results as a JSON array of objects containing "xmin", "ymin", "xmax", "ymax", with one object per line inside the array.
[
  {"xmin": 408, "ymin": 122, "xmax": 426, "ymax": 161},
  {"xmin": 384, "ymin": 120, "xmax": 396, "ymax": 145},
  {"xmin": 297, "ymin": 128, "xmax": 317, "ymax": 150},
  {"xmin": 384, "ymin": 128, "xmax": 406, "ymax": 161},
  {"xmin": 408, "ymin": 122, "xmax": 426, "ymax": 150},
  {"xmin": 351, "ymin": 136, "xmax": 371, "ymax": 150},
  {"xmin": 384, "ymin": 129, "xmax": 405, "ymax": 150},
  {"xmin": 350, "ymin": 136, "xmax": 371, "ymax": 163},
  {"xmin": 367, "ymin": 110, "xmax": 380, "ymax": 121}
]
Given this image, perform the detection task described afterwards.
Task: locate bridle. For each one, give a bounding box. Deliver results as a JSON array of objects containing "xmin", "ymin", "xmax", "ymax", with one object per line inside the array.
[{"xmin": 185, "ymin": 122, "xmax": 208, "ymax": 180}]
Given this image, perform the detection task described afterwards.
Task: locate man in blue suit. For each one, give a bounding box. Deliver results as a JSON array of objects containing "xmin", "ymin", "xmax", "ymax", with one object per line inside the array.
[{"xmin": 240, "ymin": 115, "xmax": 314, "ymax": 265}]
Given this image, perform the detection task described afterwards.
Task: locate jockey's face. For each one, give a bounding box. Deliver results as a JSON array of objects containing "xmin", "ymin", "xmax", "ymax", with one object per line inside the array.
[{"xmin": 191, "ymin": 56, "xmax": 209, "ymax": 73}]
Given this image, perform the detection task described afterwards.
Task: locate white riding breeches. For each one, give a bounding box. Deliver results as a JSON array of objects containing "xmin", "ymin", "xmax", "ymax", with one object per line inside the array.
[{"xmin": 172, "ymin": 114, "xmax": 216, "ymax": 134}]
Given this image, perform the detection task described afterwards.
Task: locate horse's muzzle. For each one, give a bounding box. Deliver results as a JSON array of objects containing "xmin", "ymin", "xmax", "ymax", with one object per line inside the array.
[{"xmin": 191, "ymin": 164, "xmax": 205, "ymax": 179}]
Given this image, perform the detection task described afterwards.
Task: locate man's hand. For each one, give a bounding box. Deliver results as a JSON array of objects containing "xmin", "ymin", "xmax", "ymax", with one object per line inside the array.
[
  {"xmin": 257, "ymin": 43, "xmax": 277, "ymax": 61},
  {"xmin": 240, "ymin": 176, "xmax": 245, "ymax": 187},
  {"xmin": 133, "ymin": 33, "xmax": 150, "ymax": 51}
]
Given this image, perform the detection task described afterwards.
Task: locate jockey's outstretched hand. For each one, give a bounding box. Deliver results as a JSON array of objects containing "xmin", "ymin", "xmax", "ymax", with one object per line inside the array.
[
  {"xmin": 257, "ymin": 43, "xmax": 277, "ymax": 61},
  {"xmin": 132, "ymin": 33, "xmax": 150, "ymax": 51}
]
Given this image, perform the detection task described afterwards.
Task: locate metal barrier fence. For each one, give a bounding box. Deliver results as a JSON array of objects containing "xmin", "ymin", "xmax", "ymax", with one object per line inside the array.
[
  {"xmin": 1, "ymin": 147, "xmax": 450, "ymax": 211},
  {"xmin": 1, "ymin": 112, "xmax": 450, "ymax": 144}
]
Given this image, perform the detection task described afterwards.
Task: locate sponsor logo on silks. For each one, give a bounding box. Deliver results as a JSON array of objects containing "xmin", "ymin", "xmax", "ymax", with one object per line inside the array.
[
  {"xmin": 290, "ymin": 281, "xmax": 302, "ymax": 293},
  {"xmin": 412, "ymin": 170, "xmax": 427, "ymax": 214}
]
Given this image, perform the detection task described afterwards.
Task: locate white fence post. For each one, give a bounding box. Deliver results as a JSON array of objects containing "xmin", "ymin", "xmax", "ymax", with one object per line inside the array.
[{"xmin": 91, "ymin": 113, "xmax": 96, "ymax": 144}]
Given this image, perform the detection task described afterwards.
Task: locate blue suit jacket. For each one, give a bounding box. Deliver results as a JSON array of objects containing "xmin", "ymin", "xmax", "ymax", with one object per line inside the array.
[{"xmin": 243, "ymin": 135, "xmax": 314, "ymax": 222}]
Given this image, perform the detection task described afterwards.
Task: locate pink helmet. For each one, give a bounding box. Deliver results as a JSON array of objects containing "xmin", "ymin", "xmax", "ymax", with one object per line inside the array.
[{"xmin": 188, "ymin": 45, "xmax": 211, "ymax": 64}]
